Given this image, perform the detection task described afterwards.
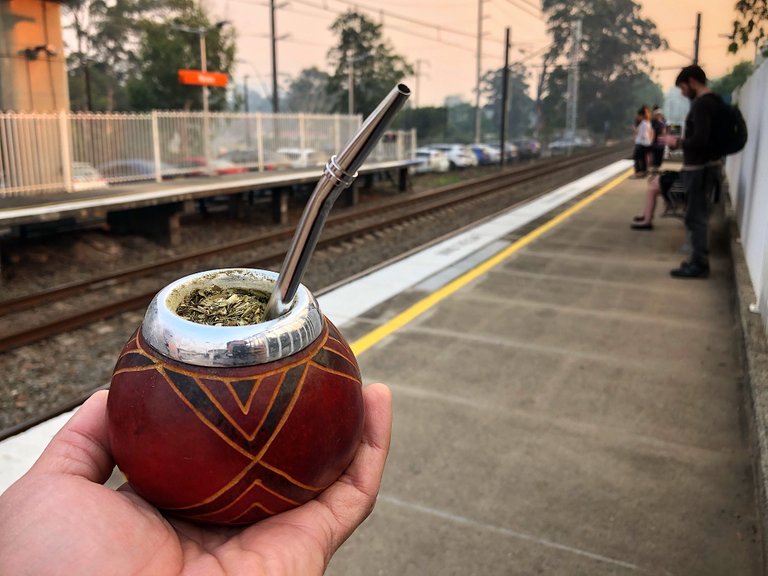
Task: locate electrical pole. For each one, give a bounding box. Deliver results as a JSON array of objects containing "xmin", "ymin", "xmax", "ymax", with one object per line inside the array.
[
  {"xmin": 415, "ymin": 59, "xmax": 423, "ymax": 108},
  {"xmin": 270, "ymin": 0, "xmax": 279, "ymax": 112},
  {"xmin": 347, "ymin": 50, "xmax": 354, "ymax": 115},
  {"xmin": 499, "ymin": 27, "xmax": 510, "ymax": 167},
  {"xmin": 474, "ymin": 0, "xmax": 484, "ymax": 143},
  {"xmin": 243, "ymin": 75, "xmax": 250, "ymax": 113},
  {"xmin": 693, "ymin": 12, "xmax": 701, "ymax": 65},
  {"xmin": 565, "ymin": 19, "xmax": 582, "ymax": 144}
]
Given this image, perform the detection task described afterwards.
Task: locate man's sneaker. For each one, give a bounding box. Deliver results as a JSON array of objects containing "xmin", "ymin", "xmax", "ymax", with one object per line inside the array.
[{"xmin": 670, "ymin": 261, "xmax": 709, "ymax": 279}]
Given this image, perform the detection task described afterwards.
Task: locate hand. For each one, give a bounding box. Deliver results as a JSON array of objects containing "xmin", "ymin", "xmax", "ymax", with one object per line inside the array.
[
  {"xmin": 0, "ymin": 384, "xmax": 392, "ymax": 576},
  {"xmin": 661, "ymin": 134, "xmax": 680, "ymax": 148}
]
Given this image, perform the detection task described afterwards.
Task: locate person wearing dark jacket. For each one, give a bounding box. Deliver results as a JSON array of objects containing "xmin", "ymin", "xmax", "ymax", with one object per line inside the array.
[{"xmin": 663, "ymin": 65, "xmax": 722, "ymax": 279}]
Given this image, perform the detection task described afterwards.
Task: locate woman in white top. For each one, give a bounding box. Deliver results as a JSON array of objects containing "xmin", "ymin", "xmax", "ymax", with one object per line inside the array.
[{"xmin": 632, "ymin": 106, "xmax": 653, "ymax": 178}]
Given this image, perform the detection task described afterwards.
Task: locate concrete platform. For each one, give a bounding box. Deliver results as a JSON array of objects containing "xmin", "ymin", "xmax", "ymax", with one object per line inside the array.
[
  {"xmin": 327, "ymin": 169, "xmax": 760, "ymax": 575},
  {"xmin": 0, "ymin": 159, "xmax": 417, "ymax": 229}
]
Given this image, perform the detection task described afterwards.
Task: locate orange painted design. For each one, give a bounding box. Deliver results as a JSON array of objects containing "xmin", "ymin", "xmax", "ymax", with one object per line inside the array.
[
  {"xmin": 257, "ymin": 460, "xmax": 330, "ymax": 492},
  {"xmin": 309, "ymin": 361, "xmax": 362, "ymax": 383}
]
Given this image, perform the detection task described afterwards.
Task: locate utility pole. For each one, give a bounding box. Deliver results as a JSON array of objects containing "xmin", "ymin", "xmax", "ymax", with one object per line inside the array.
[
  {"xmin": 565, "ymin": 19, "xmax": 582, "ymax": 143},
  {"xmin": 172, "ymin": 20, "xmax": 229, "ymax": 161},
  {"xmin": 693, "ymin": 12, "xmax": 701, "ymax": 65},
  {"xmin": 499, "ymin": 27, "xmax": 510, "ymax": 167},
  {"xmin": 270, "ymin": 0, "xmax": 279, "ymax": 112},
  {"xmin": 414, "ymin": 59, "xmax": 426, "ymax": 109},
  {"xmin": 347, "ymin": 50, "xmax": 354, "ymax": 115},
  {"xmin": 474, "ymin": 0, "xmax": 485, "ymax": 143},
  {"xmin": 243, "ymin": 75, "xmax": 250, "ymax": 113}
]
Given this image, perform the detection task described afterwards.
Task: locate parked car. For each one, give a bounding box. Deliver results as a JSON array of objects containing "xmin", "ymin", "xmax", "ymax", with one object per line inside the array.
[
  {"xmin": 511, "ymin": 138, "xmax": 541, "ymax": 160},
  {"xmin": 275, "ymin": 147, "xmax": 326, "ymax": 169},
  {"xmin": 470, "ymin": 143, "xmax": 501, "ymax": 165},
  {"xmin": 486, "ymin": 142, "xmax": 519, "ymax": 162},
  {"xmin": 414, "ymin": 147, "xmax": 450, "ymax": 174},
  {"xmin": 176, "ymin": 157, "xmax": 248, "ymax": 176},
  {"xmin": 71, "ymin": 162, "xmax": 108, "ymax": 192},
  {"xmin": 548, "ymin": 135, "xmax": 594, "ymax": 154},
  {"xmin": 218, "ymin": 149, "xmax": 294, "ymax": 171},
  {"xmin": 429, "ymin": 144, "xmax": 477, "ymax": 169},
  {"xmin": 97, "ymin": 159, "xmax": 177, "ymax": 181}
]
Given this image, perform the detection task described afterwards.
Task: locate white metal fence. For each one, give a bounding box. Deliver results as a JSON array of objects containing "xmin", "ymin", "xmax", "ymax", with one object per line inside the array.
[
  {"xmin": 0, "ymin": 111, "xmax": 417, "ymax": 196},
  {"xmin": 726, "ymin": 59, "xmax": 768, "ymax": 332}
]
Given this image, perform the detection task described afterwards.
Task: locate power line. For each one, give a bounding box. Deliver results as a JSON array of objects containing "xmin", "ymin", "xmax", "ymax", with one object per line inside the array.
[
  {"xmin": 292, "ymin": 0, "xmax": 505, "ymax": 44},
  {"xmin": 246, "ymin": 0, "xmax": 503, "ymax": 59},
  {"xmin": 515, "ymin": 0, "xmax": 542, "ymax": 13},
  {"xmin": 503, "ymin": 0, "xmax": 544, "ymax": 22}
]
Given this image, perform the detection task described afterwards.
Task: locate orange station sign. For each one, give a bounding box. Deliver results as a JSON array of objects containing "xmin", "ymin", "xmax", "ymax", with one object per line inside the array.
[{"xmin": 178, "ymin": 69, "xmax": 229, "ymax": 87}]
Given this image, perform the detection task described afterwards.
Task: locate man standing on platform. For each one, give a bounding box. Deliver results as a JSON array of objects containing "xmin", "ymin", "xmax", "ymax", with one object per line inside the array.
[{"xmin": 664, "ymin": 65, "xmax": 722, "ymax": 279}]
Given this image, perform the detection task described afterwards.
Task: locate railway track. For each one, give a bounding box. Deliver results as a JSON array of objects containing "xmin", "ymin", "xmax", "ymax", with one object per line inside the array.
[{"xmin": 0, "ymin": 145, "xmax": 628, "ymax": 356}]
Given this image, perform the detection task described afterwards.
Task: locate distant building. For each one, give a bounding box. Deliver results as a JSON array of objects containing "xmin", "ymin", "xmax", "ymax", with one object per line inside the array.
[{"xmin": 0, "ymin": 1, "xmax": 69, "ymax": 112}]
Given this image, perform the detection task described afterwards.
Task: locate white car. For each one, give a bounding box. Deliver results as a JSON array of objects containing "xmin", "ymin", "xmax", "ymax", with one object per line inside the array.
[
  {"xmin": 71, "ymin": 162, "xmax": 108, "ymax": 192},
  {"xmin": 414, "ymin": 147, "xmax": 450, "ymax": 174},
  {"xmin": 429, "ymin": 144, "xmax": 477, "ymax": 169},
  {"xmin": 275, "ymin": 148, "xmax": 326, "ymax": 169}
]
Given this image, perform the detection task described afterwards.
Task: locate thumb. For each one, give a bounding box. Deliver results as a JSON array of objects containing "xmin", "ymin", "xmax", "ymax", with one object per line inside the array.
[{"xmin": 29, "ymin": 390, "xmax": 115, "ymax": 484}]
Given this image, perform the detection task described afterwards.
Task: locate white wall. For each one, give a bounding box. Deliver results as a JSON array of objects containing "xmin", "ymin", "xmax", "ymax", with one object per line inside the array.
[{"xmin": 726, "ymin": 60, "xmax": 768, "ymax": 330}]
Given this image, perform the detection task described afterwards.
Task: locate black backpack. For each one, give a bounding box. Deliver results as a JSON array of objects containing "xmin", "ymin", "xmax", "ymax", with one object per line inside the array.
[{"xmin": 709, "ymin": 94, "xmax": 748, "ymax": 156}]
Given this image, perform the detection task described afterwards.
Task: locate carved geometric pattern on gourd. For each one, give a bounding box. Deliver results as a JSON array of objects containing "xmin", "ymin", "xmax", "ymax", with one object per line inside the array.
[{"xmin": 112, "ymin": 323, "xmax": 362, "ymax": 522}]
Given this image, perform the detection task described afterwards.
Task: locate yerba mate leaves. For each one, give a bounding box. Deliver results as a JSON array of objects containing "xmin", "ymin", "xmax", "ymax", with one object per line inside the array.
[{"xmin": 176, "ymin": 285, "xmax": 270, "ymax": 326}]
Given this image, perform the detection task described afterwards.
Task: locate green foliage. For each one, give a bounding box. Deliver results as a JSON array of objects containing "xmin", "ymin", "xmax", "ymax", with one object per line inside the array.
[
  {"xmin": 729, "ymin": 0, "xmax": 768, "ymax": 55},
  {"xmin": 481, "ymin": 64, "xmax": 535, "ymax": 139},
  {"xmin": 127, "ymin": 11, "xmax": 236, "ymax": 111},
  {"xmin": 539, "ymin": 0, "xmax": 665, "ymax": 138},
  {"xmin": 393, "ymin": 106, "xmax": 448, "ymax": 144},
  {"xmin": 285, "ymin": 68, "xmax": 334, "ymax": 113},
  {"xmin": 64, "ymin": 0, "xmax": 236, "ymax": 111},
  {"xmin": 711, "ymin": 61, "xmax": 754, "ymax": 100},
  {"xmin": 325, "ymin": 10, "xmax": 413, "ymax": 114}
]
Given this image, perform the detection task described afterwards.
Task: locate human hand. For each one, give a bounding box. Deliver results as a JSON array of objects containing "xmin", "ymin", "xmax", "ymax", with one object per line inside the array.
[
  {"xmin": 0, "ymin": 384, "xmax": 392, "ymax": 576},
  {"xmin": 661, "ymin": 134, "xmax": 680, "ymax": 148}
]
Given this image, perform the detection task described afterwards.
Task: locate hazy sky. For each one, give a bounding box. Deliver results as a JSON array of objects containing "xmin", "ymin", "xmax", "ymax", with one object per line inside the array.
[{"xmin": 208, "ymin": 0, "xmax": 750, "ymax": 107}]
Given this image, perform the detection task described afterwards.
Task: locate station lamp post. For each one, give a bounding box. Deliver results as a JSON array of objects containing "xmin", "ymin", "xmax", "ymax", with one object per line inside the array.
[{"xmin": 172, "ymin": 20, "xmax": 230, "ymax": 161}]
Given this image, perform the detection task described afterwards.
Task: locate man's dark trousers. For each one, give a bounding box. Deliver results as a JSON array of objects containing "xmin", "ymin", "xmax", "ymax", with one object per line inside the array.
[{"xmin": 682, "ymin": 166, "xmax": 717, "ymax": 267}]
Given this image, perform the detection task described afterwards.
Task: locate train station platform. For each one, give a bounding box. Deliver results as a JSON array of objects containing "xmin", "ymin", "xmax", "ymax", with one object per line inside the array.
[
  {"xmin": 0, "ymin": 159, "xmax": 762, "ymax": 574},
  {"xmin": 0, "ymin": 159, "xmax": 417, "ymax": 242}
]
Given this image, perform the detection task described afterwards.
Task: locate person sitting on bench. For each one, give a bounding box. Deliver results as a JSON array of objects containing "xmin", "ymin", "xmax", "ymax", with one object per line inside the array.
[{"xmin": 630, "ymin": 170, "xmax": 685, "ymax": 230}]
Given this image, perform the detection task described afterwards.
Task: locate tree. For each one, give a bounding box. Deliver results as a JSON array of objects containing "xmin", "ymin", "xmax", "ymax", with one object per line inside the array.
[
  {"xmin": 392, "ymin": 106, "xmax": 449, "ymax": 144},
  {"xmin": 480, "ymin": 63, "xmax": 535, "ymax": 139},
  {"xmin": 285, "ymin": 68, "xmax": 334, "ymax": 113},
  {"xmin": 63, "ymin": 0, "xmax": 235, "ymax": 112},
  {"xmin": 326, "ymin": 11, "xmax": 413, "ymax": 115},
  {"xmin": 711, "ymin": 61, "xmax": 754, "ymax": 101},
  {"xmin": 126, "ymin": 6, "xmax": 236, "ymax": 111},
  {"xmin": 540, "ymin": 0, "xmax": 665, "ymax": 138},
  {"xmin": 729, "ymin": 0, "xmax": 768, "ymax": 56}
]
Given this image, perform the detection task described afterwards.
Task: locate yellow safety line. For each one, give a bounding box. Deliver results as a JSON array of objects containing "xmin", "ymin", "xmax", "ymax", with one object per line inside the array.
[{"xmin": 350, "ymin": 168, "xmax": 634, "ymax": 356}]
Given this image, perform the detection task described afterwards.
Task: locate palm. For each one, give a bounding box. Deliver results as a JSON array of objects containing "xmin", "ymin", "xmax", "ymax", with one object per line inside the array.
[{"xmin": 0, "ymin": 385, "xmax": 391, "ymax": 576}]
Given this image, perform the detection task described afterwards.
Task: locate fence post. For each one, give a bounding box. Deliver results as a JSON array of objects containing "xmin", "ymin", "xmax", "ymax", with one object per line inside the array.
[
  {"xmin": 299, "ymin": 113, "xmax": 306, "ymax": 153},
  {"xmin": 151, "ymin": 110, "xmax": 162, "ymax": 183},
  {"xmin": 396, "ymin": 130, "xmax": 404, "ymax": 161},
  {"xmin": 256, "ymin": 113, "xmax": 264, "ymax": 172},
  {"xmin": 58, "ymin": 111, "xmax": 73, "ymax": 193},
  {"xmin": 411, "ymin": 128, "xmax": 417, "ymax": 158},
  {"xmin": 334, "ymin": 114, "xmax": 341, "ymax": 151}
]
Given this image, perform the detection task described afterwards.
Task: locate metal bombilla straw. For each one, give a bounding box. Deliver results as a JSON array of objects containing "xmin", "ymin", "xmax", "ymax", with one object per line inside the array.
[{"xmin": 264, "ymin": 83, "xmax": 411, "ymax": 321}]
